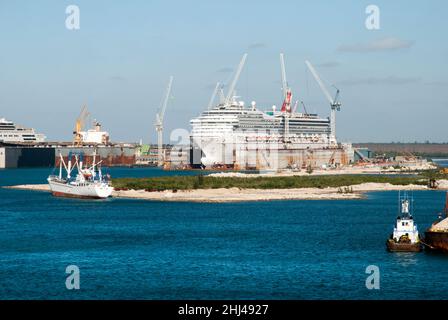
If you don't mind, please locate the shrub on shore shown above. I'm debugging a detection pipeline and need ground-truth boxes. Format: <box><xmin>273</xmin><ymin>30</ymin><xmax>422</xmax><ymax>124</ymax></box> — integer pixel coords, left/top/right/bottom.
<box><xmin>111</xmin><ymin>174</ymin><xmax>428</xmax><ymax>192</ymax></box>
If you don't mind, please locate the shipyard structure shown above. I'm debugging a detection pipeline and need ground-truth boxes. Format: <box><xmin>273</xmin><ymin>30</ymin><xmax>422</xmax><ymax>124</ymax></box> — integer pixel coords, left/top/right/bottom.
<box><xmin>2</xmin><ymin>54</ymin><xmax>354</xmax><ymax>170</ymax></box>
<box><xmin>0</xmin><ymin>110</ymin><xmax>136</xmax><ymax>169</ymax></box>
<box><xmin>189</xmin><ymin>54</ymin><xmax>353</xmax><ymax>170</ymax></box>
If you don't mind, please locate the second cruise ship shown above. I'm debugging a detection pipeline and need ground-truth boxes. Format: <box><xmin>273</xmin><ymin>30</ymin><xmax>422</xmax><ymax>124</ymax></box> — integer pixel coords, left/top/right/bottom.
<box><xmin>0</xmin><ymin>117</ymin><xmax>46</xmax><ymax>144</ymax></box>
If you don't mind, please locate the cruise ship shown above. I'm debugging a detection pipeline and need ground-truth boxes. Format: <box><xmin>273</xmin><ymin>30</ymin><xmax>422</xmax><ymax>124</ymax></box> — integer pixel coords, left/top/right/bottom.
<box><xmin>0</xmin><ymin>118</ymin><xmax>46</xmax><ymax>144</ymax></box>
<box><xmin>191</xmin><ymin>100</ymin><xmax>334</xmax><ymax>166</ymax></box>
<box><xmin>189</xmin><ymin>54</ymin><xmax>353</xmax><ymax>170</ymax></box>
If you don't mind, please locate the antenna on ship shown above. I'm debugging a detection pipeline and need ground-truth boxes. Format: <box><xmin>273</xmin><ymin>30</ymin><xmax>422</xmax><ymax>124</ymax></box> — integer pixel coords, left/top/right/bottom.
<box><xmin>305</xmin><ymin>60</ymin><xmax>341</xmax><ymax>145</ymax></box>
<box><xmin>154</xmin><ymin>76</ymin><xmax>174</xmax><ymax>167</ymax></box>
<box><xmin>224</xmin><ymin>53</ymin><xmax>248</xmax><ymax>106</ymax></box>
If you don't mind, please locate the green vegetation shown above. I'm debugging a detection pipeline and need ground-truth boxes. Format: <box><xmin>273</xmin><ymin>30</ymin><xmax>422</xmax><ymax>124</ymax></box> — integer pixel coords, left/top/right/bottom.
<box><xmin>111</xmin><ymin>174</ymin><xmax>430</xmax><ymax>192</ymax></box>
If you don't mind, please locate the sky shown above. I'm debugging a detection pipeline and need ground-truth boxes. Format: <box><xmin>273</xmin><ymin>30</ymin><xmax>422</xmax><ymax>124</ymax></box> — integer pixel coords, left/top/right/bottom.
<box><xmin>0</xmin><ymin>0</ymin><xmax>447</xmax><ymax>143</ymax></box>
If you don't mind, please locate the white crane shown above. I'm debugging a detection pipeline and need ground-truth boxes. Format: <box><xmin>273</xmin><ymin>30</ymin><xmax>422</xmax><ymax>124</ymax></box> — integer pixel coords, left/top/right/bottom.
<box><xmin>225</xmin><ymin>53</ymin><xmax>248</xmax><ymax>106</ymax></box>
<box><xmin>279</xmin><ymin>53</ymin><xmax>292</xmax><ymax>139</ymax></box>
<box><xmin>208</xmin><ymin>82</ymin><xmax>221</xmax><ymax>109</ymax></box>
<box><xmin>305</xmin><ymin>60</ymin><xmax>341</xmax><ymax>144</ymax></box>
<box><xmin>155</xmin><ymin>76</ymin><xmax>174</xmax><ymax>166</ymax></box>
<box><xmin>280</xmin><ymin>53</ymin><xmax>288</xmax><ymax>98</ymax></box>
<box><xmin>279</xmin><ymin>53</ymin><xmax>292</xmax><ymax>113</ymax></box>
<box><xmin>218</xmin><ymin>86</ymin><xmax>225</xmax><ymax>104</ymax></box>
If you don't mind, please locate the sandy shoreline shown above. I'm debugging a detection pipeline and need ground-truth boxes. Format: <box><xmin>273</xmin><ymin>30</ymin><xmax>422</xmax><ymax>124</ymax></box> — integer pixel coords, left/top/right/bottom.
<box><xmin>4</xmin><ymin>181</ymin><xmax>445</xmax><ymax>202</ymax></box>
<box><xmin>208</xmin><ymin>164</ymin><xmax>437</xmax><ymax>178</ymax></box>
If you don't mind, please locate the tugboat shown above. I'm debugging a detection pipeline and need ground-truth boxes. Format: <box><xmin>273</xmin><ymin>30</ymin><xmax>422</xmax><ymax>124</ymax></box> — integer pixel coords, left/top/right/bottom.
<box><xmin>386</xmin><ymin>192</ymin><xmax>422</xmax><ymax>252</ymax></box>
<box><xmin>423</xmin><ymin>192</ymin><xmax>448</xmax><ymax>252</ymax></box>
<box><xmin>47</xmin><ymin>152</ymin><xmax>113</xmax><ymax>199</ymax></box>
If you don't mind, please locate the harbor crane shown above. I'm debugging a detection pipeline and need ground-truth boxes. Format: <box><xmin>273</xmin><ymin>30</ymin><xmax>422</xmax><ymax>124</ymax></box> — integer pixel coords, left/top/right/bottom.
<box><xmin>155</xmin><ymin>76</ymin><xmax>174</xmax><ymax>166</ymax></box>
<box><xmin>208</xmin><ymin>82</ymin><xmax>222</xmax><ymax>109</ymax></box>
<box><xmin>218</xmin><ymin>86</ymin><xmax>226</xmax><ymax>104</ymax></box>
<box><xmin>280</xmin><ymin>53</ymin><xmax>288</xmax><ymax>98</ymax></box>
<box><xmin>73</xmin><ymin>105</ymin><xmax>90</xmax><ymax>146</ymax></box>
<box><xmin>300</xmin><ymin>101</ymin><xmax>309</xmax><ymax>115</ymax></box>
<box><xmin>224</xmin><ymin>53</ymin><xmax>248</xmax><ymax>106</ymax></box>
<box><xmin>280</xmin><ymin>53</ymin><xmax>292</xmax><ymax>113</ymax></box>
<box><xmin>305</xmin><ymin>60</ymin><xmax>341</xmax><ymax>144</ymax></box>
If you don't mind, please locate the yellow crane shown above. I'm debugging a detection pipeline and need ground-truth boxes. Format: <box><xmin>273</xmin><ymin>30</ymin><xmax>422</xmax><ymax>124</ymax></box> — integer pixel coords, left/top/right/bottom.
<box><xmin>73</xmin><ymin>105</ymin><xmax>90</xmax><ymax>146</ymax></box>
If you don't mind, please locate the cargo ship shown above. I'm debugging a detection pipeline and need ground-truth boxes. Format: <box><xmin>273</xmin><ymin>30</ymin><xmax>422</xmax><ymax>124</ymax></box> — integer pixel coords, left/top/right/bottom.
<box><xmin>386</xmin><ymin>192</ymin><xmax>422</xmax><ymax>252</ymax></box>
<box><xmin>47</xmin><ymin>152</ymin><xmax>113</xmax><ymax>199</ymax></box>
<box><xmin>424</xmin><ymin>192</ymin><xmax>448</xmax><ymax>252</ymax></box>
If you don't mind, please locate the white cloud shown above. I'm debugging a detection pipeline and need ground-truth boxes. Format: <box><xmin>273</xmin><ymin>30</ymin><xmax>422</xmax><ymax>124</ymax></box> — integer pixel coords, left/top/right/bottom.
<box><xmin>316</xmin><ymin>61</ymin><xmax>340</xmax><ymax>68</ymax></box>
<box><xmin>109</xmin><ymin>75</ymin><xmax>126</xmax><ymax>82</ymax></box>
<box><xmin>216</xmin><ymin>67</ymin><xmax>233</xmax><ymax>73</ymax></box>
<box><xmin>338</xmin><ymin>76</ymin><xmax>421</xmax><ymax>86</ymax></box>
<box><xmin>424</xmin><ymin>81</ymin><xmax>447</xmax><ymax>86</ymax></box>
<box><xmin>338</xmin><ymin>37</ymin><xmax>414</xmax><ymax>53</ymax></box>
<box><xmin>248</xmin><ymin>42</ymin><xmax>267</xmax><ymax>49</ymax></box>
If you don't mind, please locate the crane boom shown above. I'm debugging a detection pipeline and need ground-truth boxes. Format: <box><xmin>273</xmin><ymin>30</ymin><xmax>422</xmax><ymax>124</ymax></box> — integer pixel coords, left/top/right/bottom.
<box><xmin>73</xmin><ymin>104</ymin><xmax>90</xmax><ymax>146</ymax></box>
<box><xmin>280</xmin><ymin>53</ymin><xmax>288</xmax><ymax>98</ymax></box>
<box><xmin>208</xmin><ymin>82</ymin><xmax>221</xmax><ymax>109</ymax></box>
<box><xmin>76</xmin><ymin>105</ymin><xmax>89</xmax><ymax>131</ymax></box>
<box><xmin>218</xmin><ymin>86</ymin><xmax>225</xmax><ymax>104</ymax></box>
<box><xmin>157</xmin><ymin>76</ymin><xmax>174</xmax><ymax>124</ymax></box>
<box><xmin>225</xmin><ymin>53</ymin><xmax>248</xmax><ymax>105</ymax></box>
<box><xmin>305</xmin><ymin>60</ymin><xmax>334</xmax><ymax>105</ymax></box>
<box><xmin>305</xmin><ymin>60</ymin><xmax>341</xmax><ymax>145</ymax></box>
<box><xmin>154</xmin><ymin>76</ymin><xmax>173</xmax><ymax>167</ymax></box>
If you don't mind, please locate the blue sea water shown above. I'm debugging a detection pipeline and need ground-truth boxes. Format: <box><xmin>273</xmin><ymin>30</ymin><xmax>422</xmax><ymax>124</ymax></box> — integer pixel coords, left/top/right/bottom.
<box><xmin>1</xmin><ymin>165</ymin><xmax>448</xmax><ymax>300</ymax></box>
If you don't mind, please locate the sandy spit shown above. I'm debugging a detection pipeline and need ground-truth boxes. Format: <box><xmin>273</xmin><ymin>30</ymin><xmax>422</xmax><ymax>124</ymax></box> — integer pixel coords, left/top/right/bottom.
<box><xmin>5</xmin><ymin>181</ymin><xmax>447</xmax><ymax>203</ymax></box>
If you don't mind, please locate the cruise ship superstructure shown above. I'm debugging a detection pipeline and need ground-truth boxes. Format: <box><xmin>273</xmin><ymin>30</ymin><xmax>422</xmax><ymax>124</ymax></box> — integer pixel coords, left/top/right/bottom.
<box><xmin>0</xmin><ymin>118</ymin><xmax>46</xmax><ymax>144</ymax></box>
<box><xmin>189</xmin><ymin>54</ymin><xmax>353</xmax><ymax>170</ymax></box>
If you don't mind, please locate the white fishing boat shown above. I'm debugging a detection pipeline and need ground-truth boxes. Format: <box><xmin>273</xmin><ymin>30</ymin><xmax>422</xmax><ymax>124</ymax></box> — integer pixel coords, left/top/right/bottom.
<box><xmin>47</xmin><ymin>152</ymin><xmax>113</xmax><ymax>199</ymax></box>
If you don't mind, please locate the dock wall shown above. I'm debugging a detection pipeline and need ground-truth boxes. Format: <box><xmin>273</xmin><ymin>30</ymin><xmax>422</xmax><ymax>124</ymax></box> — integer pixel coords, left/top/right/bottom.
<box><xmin>55</xmin><ymin>146</ymin><xmax>136</xmax><ymax>167</ymax></box>
<box><xmin>0</xmin><ymin>147</ymin><xmax>55</xmax><ymax>168</ymax></box>
<box><xmin>0</xmin><ymin>144</ymin><xmax>137</xmax><ymax>168</ymax></box>
<box><xmin>188</xmin><ymin>139</ymin><xmax>354</xmax><ymax>170</ymax></box>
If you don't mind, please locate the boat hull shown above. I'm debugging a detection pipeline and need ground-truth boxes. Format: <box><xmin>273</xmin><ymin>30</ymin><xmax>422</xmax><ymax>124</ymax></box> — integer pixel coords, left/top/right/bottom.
<box><xmin>424</xmin><ymin>231</ymin><xmax>448</xmax><ymax>252</ymax></box>
<box><xmin>386</xmin><ymin>239</ymin><xmax>422</xmax><ymax>252</ymax></box>
<box><xmin>48</xmin><ymin>179</ymin><xmax>113</xmax><ymax>199</ymax></box>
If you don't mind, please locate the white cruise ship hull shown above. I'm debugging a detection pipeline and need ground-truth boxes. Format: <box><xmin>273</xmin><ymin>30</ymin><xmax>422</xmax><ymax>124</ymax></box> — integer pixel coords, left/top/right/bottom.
<box><xmin>47</xmin><ymin>178</ymin><xmax>113</xmax><ymax>199</ymax></box>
